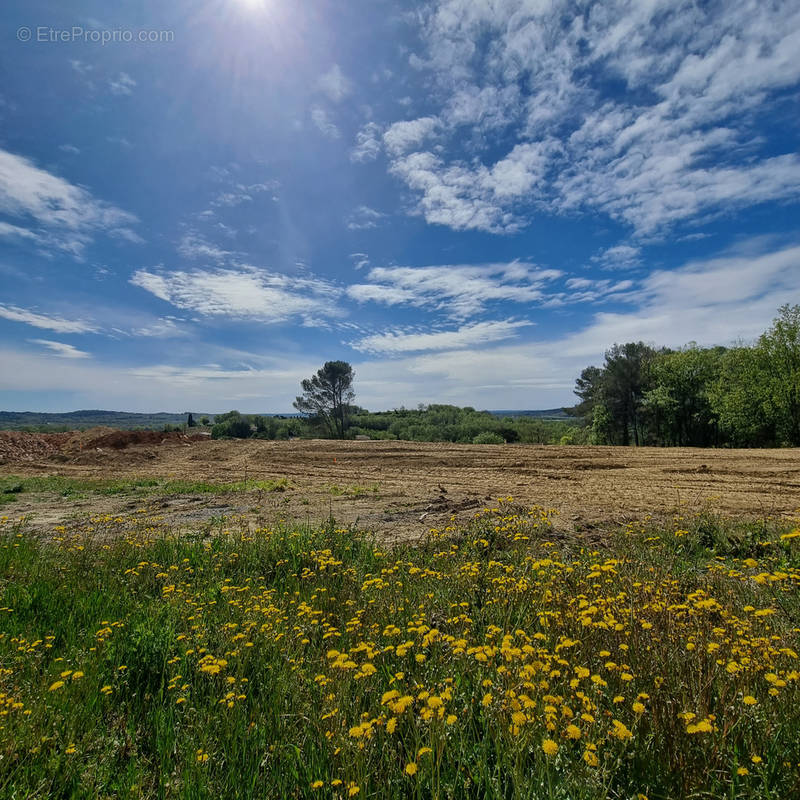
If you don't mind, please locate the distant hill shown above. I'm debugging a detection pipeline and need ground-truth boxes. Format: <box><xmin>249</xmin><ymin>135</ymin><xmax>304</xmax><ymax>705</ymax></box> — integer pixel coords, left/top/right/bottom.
<box><xmin>489</xmin><ymin>408</ymin><xmax>571</xmax><ymax>420</ymax></box>
<box><xmin>0</xmin><ymin>410</ymin><xmax>206</xmax><ymax>431</ymax></box>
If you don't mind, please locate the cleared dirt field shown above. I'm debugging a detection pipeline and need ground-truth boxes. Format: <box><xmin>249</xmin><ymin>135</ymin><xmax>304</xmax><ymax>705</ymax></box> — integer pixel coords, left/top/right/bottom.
<box><xmin>2</xmin><ymin>430</ymin><xmax>799</xmax><ymax>539</ymax></box>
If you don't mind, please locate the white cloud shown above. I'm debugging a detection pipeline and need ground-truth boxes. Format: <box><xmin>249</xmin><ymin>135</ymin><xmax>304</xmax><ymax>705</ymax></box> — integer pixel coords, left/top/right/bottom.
<box><xmin>210</xmin><ymin>181</ymin><xmax>276</xmax><ymax>208</ymax></box>
<box><xmin>177</xmin><ymin>232</ymin><xmax>233</xmax><ymax>263</ymax></box>
<box><xmin>381</xmin><ymin>0</ymin><xmax>800</xmax><ymax>236</ymax></box>
<box><xmin>311</xmin><ymin>106</ymin><xmax>340</xmax><ymax>139</ymax></box>
<box><xmin>346</xmin><ymin>205</ymin><xmax>386</xmax><ymax>231</ymax></box>
<box><xmin>591</xmin><ymin>245</ymin><xmax>642</xmax><ymax>271</ymax></box>
<box><xmin>444</xmin><ymin>84</ymin><xmax>521</xmax><ymax>132</ymax></box>
<box><xmin>4</xmin><ymin>235</ymin><xmax>797</xmax><ymax>412</ymax></box>
<box><xmin>389</xmin><ymin>141</ymin><xmax>555</xmax><ymax>232</ymax></box>
<box><xmin>59</xmin><ymin>144</ymin><xmax>80</xmax><ymax>155</ymax></box>
<box><xmin>557</xmin><ymin>277</ymin><xmax>635</xmax><ymax>305</ymax></box>
<box><xmin>69</xmin><ymin>60</ymin><xmax>93</xmax><ymax>76</ymax></box>
<box><xmin>109</xmin><ymin>72</ymin><xmax>136</xmax><ymax>96</ymax></box>
<box><xmin>347</xmin><ymin>261</ymin><xmax>562</xmax><ymax>318</ymax></box>
<box><xmin>130</xmin><ymin>266</ymin><xmax>342</xmax><ymax>324</ymax></box>
<box><xmin>351</xmin><ymin>319</ymin><xmax>532</xmax><ymax>354</ymax></box>
<box><xmin>0</xmin><ymin>221</ymin><xmax>39</xmax><ymax>243</ymax></box>
<box><xmin>0</xmin><ymin>148</ymin><xmax>139</xmax><ymax>257</ymax></box>
<box><xmin>0</xmin><ymin>304</ymin><xmax>97</xmax><ymax>334</ymax></box>
<box><xmin>110</xmin><ymin>227</ymin><xmax>145</xmax><ymax>245</ymax></box>
<box><xmin>383</xmin><ymin>117</ymin><xmax>439</xmax><ymax>156</ymax></box>
<box><xmin>349</xmin><ymin>252</ymin><xmax>370</xmax><ymax>270</ymax></box>
<box><xmin>351</xmin><ymin>122</ymin><xmax>383</xmax><ymax>163</ymax></box>
<box><xmin>29</xmin><ymin>339</ymin><xmax>91</xmax><ymax>359</ymax></box>
<box><xmin>132</xmin><ymin>318</ymin><xmax>189</xmax><ymax>338</ymax></box>
<box><xmin>318</xmin><ymin>64</ymin><xmax>352</xmax><ymax>102</ymax></box>
<box><xmin>0</xmin><ymin>346</ymin><xmax>327</xmax><ymax>413</ymax></box>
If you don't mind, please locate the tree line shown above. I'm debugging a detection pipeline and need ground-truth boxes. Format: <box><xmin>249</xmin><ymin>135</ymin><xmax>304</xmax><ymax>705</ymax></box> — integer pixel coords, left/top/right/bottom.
<box><xmin>209</xmin><ymin>404</ymin><xmax>581</xmax><ymax>445</ymax></box>
<box><xmin>568</xmin><ymin>304</ymin><xmax>800</xmax><ymax>447</ymax></box>
<box><xmin>210</xmin><ymin>360</ymin><xmax>582</xmax><ymax>444</ymax></box>
<box><xmin>209</xmin><ymin>305</ymin><xmax>799</xmax><ymax>448</ymax></box>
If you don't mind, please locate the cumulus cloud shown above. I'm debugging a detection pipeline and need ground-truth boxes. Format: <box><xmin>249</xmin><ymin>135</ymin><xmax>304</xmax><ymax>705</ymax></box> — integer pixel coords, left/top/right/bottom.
<box><xmin>351</xmin><ymin>122</ymin><xmax>383</xmax><ymax>163</ymax></box>
<box><xmin>389</xmin><ymin>141</ymin><xmax>555</xmax><ymax>232</ymax></box>
<box><xmin>383</xmin><ymin>117</ymin><xmax>439</xmax><ymax>156</ymax></box>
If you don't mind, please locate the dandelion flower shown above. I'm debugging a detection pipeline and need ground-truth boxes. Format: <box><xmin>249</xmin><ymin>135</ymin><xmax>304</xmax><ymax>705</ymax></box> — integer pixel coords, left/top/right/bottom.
<box><xmin>405</xmin><ymin>762</ymin><xmax>418</xmax><ymax>776</ymax></box>
<box><xmin>566</xmin><ymin>724</ymin><xmax>581</xmax><ymax>740</ymax></box>
<box><xmin>742</xmin><ymin>696</ymin><xmax>757</xmax><ymax>706</ymax></box>
<box><xmin>542</xmin><ymin>738</ymin><xmax>559</xmax><ymax>756</ymax></box>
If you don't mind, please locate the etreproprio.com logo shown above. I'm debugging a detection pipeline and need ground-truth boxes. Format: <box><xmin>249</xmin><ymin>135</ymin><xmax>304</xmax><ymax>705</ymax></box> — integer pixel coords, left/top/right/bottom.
<box><xmin>17</xmin><ymin>26</ymin><xmax>175</xmax><ymax>45</ymax></box>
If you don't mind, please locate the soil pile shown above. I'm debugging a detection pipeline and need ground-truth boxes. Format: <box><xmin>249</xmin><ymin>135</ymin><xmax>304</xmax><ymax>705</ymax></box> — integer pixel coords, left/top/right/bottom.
<box><xmin>0</xmin><ymin>428</ymin><xmax>207</xmax><ymax>464</ymax></box>
<box><xmin>0</xmin><ymin>431</ymin><xmax>69</xmax><ymax>463</ymax></box>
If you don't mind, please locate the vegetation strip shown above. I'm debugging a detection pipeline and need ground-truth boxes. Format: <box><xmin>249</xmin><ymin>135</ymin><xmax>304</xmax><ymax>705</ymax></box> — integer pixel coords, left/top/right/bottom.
<box><xmin>0</xmin><ymin>504</ymin><xmax>799</xmax><ymax>797</ymax></box>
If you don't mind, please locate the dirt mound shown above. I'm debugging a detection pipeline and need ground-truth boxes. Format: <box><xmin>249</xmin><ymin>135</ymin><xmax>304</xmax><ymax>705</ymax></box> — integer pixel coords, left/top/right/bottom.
<box><xmin>0</xmin><ymin>427</ymin><xmax>207</xmax><ymax>464</ymax></box>
<box><xmin>72</xmin><ymin>428</ymin><xmax>190</xmax><ymax>450</ymax></box>
<box><xmin>0</xmin><ymin>431</ymin><xmax>70</xmax><ymax>463</ymax></box>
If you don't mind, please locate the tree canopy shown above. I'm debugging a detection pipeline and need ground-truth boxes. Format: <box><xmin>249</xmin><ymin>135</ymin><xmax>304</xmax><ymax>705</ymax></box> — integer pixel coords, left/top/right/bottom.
<box><xmin>293</xmin><ymin>361</ymin><xmax>356</xmax><ymax>439</ymax></box>
<box><xmin>568</xmin><ymin>304</ymin><xmax>800</xmax><ymax>448</ymax></box>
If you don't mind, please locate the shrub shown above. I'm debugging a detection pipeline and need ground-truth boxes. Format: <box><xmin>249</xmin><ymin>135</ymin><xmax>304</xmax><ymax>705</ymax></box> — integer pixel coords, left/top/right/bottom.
<box><xmin>472</xmin><ymin>431</ymin><xmax>505</xmax><ymax>444</ymax></box>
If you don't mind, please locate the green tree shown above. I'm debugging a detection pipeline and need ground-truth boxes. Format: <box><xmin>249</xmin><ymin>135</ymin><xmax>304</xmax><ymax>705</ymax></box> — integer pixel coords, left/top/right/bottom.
<box><xmin>644</xmin><ymin>345</ymin><xmax>724</xmax><ymax>446</ymax></box>
<box><xmin>601</xmin><ymin>342</ymin><xmax>657</xmax><ymax>445</ymax></box>
<box><xmin>709</xmin><ymin>347</ymin><xmax>774</xmax><ymax>447</ymax></box>
<box><xmin>758</xmin><ymin>304</ymin><xmax>800</xmax><ymax>445</ymax></box>
<box><xmin>568</xmin><ymin>365</ymin><xmax>604</xmax><ymax>425</ymax></box>
<box><xmin>293</xmin><ymin>361</ymin><xmax>355</xmax><ymax>439</ymax></box>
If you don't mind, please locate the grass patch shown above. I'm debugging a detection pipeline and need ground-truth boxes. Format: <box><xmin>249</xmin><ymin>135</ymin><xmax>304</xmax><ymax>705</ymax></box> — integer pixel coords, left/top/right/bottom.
<box><xmin>0</xmin><ymin>504</ymin><xmax>799</xmax><ymax>798</ymax></box>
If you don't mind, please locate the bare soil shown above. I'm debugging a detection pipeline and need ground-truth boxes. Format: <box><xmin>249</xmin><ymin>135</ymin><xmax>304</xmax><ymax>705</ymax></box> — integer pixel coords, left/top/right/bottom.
<box><xmin>2</xmin><ymin>433</ymin><xmax>799</xmax><ymax>539</ymax></box>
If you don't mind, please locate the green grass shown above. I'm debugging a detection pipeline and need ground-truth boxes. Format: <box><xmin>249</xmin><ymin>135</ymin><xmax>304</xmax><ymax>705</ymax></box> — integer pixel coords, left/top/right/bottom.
<box><xmin>0</xmin><ymin>475</ymin><xmax>292</xmax><ymax>501</ymax></box>
<box><xmin>0</xmin><ymin>504</ymin><xmax>799</xmax><ymax>798</ymax></box>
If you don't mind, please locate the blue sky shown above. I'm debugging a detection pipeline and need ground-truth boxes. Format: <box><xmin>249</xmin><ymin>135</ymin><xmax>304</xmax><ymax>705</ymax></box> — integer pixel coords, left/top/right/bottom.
<box><xmin>1</xmin><ymin>0</ymin><xmax>799</xmax><ymax>413</ymax></box>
